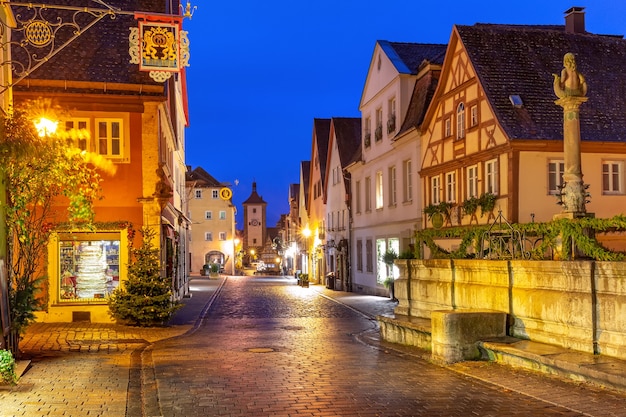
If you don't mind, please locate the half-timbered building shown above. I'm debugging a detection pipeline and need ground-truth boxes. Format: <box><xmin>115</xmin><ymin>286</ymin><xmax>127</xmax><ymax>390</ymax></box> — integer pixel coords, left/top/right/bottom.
<box><xmin>420</xmin><ymin>8</ymin><xmax>626</xmax><ymax>242</ymax></box>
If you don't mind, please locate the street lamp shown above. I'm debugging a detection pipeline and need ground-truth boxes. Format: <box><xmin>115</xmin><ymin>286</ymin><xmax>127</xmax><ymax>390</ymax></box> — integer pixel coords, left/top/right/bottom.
<box><xmin>34</xmin><ymin>117</ymin><xmax>58</xmax><ymax>138</ymax></box>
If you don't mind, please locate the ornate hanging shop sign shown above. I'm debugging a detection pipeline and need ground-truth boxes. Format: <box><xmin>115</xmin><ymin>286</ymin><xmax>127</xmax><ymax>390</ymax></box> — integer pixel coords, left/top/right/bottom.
<box><xmin>129</xmin><ymin>14</ymin><xmax>190</xmax><ymax>82</ymax></box>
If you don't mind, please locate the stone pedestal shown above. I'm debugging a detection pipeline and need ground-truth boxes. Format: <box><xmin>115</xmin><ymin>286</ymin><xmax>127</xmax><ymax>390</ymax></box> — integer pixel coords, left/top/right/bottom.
<box><xmin>555</xmin><ymin>95</ymin><xmax>588</xmax><ymax>214</ymax></box>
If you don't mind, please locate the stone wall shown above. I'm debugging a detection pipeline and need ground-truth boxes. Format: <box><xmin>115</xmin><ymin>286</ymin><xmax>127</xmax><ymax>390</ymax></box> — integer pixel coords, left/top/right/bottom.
<box><xmin>394</xmin><ymin>259</ymin><xmax>626</xmax><ymax>360</ymax></box>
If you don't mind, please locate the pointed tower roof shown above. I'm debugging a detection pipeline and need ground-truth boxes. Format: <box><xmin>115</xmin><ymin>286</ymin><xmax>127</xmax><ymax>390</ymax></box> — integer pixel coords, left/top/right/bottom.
<box><xmin>243</xmin><ymin>181</ymin><xmax>267</xmax><ymax>205</ymax></box>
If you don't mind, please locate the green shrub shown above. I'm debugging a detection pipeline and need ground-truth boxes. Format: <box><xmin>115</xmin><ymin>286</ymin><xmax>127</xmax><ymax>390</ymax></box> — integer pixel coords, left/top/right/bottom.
<box><xmin>0</xmin><ymin>349</ymin><xmax>17</xmax><ymax>385</ymax></box>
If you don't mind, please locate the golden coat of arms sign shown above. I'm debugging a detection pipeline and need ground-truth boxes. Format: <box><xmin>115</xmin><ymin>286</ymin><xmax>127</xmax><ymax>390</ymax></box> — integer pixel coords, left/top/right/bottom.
<box><xmin>129</xmin><ymin>15</ymin><xmax>190</xmax><ymax>82</ymax></box>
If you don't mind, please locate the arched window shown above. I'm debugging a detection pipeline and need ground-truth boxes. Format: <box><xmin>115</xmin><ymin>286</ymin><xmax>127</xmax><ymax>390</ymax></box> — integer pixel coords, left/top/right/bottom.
<box><xmin>456</xmin><ymin>102</ymin><xmax>465</xmax><ymax>140</ymax></box>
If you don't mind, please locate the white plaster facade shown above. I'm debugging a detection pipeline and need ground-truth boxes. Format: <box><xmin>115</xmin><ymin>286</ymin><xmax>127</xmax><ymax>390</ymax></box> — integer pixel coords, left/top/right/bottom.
<box><xmin>347</xmin><ymin>41</ymin><xmax>446</xmax><ymax>296</ymax></box>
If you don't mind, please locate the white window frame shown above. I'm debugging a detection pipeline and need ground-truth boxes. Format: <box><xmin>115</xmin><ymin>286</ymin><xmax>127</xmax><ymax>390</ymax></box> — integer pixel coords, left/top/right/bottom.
<box><xmin>470</xmin><ymin>105</ymin><xmax>478</xmax><ymax>127</ymax></box>
<box><xmin>375</xmin><ymin>171</ymin><xmax>384</xmax><ymax>209</ymax></box>
<box><xmin>431</xmin><ymin>175</ymin><xmax>441</xmax><ymax>205</ymax></box>
<box><xmin>445</xmin><ymin>171</ymin><xmax>456</xmax><ymax>203</ymax></box>
<box><xmin>403</xmin><ymin>159</ymin><xmax>413</xmax><ymax>202</ymax></box>
<box><xmin>212</xmin><ymin>190</ymin><xmax>219</xmax><ymax>199</ymax></box>
<box><xmin>96</xmin><ymin>118</ymin><xmax>123</xmax><ymax>157</ymax></box>
<box><xmin>548</xmin><ymin>160</ymin><xmax>565</xmax><ymax>195</ymax></box>
<box><xmin>195</xmin><ymin>189</ymin><xmax>202</xmax><ymax>199</ymax></box>
<box><xmin>603</xmin><ymin>161</ymin><xmax>624</xmax><ymax>194</ymax></box>
<box><xmin>63</xmin><ymin>118</ymin><xmax>90</xmax><ymax>151</ymax></box>
<box><xmin>456</xmin><ymin>103</ymin><xmax>465</xmax><ymax>140</ymax></box>
<box><xmin>485</xmin><ymin>159</ymin><xmax>499</xmax><ymax>195</ymax></box>
<box><xmin>389</xmin><ymin>165</ymin><xmax>397</xmax><ymax>206</ymax></box>
<box><xmin>467</xmin><ymin>165</ymin><xmax>479</xmax><ymax>198</ymax></box>
<box><xmin>205</xmin><ymin>232</ymin><xmax>213</xmax><ymax>241</ymax></box>
<box><xmin>445</xmin><ymin>118</ymin><xmax>451</xmax><ymax>137</ymax></box>
<box><xmin>219</xmin><ymin>232</ymin><xmax>227</xmax><ymax>241</ymax></box>
<box><xmin>205</xmin><ymin>211</ymin><xmax>212</xmax><ymax>220</ymax></box>
<box><xmin>219</xmin><ymin>211</ymin><xmax>226</xmax><ymax>220</ymax></box>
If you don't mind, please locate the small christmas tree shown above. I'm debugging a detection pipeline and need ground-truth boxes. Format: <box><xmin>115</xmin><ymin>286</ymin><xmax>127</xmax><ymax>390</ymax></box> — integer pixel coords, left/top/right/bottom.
<box><xmin>108</xmin><ymin>227</ymin><xmax>180</xmax><ymax>326</ymax></box>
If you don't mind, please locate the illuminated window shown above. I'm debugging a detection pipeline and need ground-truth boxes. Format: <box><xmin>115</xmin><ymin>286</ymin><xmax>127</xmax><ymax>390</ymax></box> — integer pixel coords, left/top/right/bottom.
<box><xmin>63</xmin><ymin>118</ymin><xmax>90</xmax><ymax>151</ymax></box>
<box><xmin>375</xmin><ymin>171</ymin><xmax>384</xmax><ymax>209</ymax></box>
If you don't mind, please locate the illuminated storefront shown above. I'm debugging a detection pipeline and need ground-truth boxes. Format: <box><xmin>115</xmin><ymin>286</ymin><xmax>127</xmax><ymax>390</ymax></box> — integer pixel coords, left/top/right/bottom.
<box><xmin>42</xmin><ymin>230</ymin><xmax>129</xmax><ymax>323</ymax></box>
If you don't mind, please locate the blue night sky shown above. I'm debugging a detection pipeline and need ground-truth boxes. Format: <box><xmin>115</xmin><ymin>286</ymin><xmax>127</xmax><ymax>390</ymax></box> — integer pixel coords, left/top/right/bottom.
<box><xmin>182</xmin><ymin>0</ymin><xmax>625</xmax><ymax>227</ymax></box>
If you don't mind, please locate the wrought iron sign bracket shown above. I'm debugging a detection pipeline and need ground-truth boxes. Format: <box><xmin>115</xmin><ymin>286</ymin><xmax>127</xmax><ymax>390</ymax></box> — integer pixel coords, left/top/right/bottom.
<box><xmin>0</xmin><ymin>0</ymin><xmax>194</xmax><ymax>94</ymax></box>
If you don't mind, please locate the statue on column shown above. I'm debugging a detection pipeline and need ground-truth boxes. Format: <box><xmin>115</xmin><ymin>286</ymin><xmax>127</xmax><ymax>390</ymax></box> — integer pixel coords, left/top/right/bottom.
<box><xmin>553</xmin><ymin>53</ymin><xmax>588</xmax><ymax>98</ymax></box>
<box><xmin>553</xmin><ymin>52</ymin><xmax>589</xmax><ymax>216</ymax></box>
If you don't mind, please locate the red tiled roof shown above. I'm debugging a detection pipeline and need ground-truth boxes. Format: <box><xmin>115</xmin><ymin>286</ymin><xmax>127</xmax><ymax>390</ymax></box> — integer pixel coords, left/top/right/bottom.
<box><xmin>456</xmin><ymin>23</ymin><xmax>626</xmax><ymax>142</ymax></box>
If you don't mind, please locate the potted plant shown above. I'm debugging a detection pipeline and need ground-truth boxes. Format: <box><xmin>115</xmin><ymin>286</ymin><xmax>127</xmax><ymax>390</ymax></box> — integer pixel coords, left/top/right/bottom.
<box><xmin>479</xmin><ymin>193</ymin><xmax>497</xmax><ymax>217</ymax></box>
<box><xmin>461</xmin><ymin>196</ymin><xmax>480</xmax><ymax>223</ymax></box>
<box><xmin>209</xmin><ymin>263</ymin><xmax>220</xmax><ymax>278</ymax></box>
<box><xmin>382</xmin><ymin>249</ymin><xmax>398</xmax><ymax>300</ymax></box>
<box><xmin>383</xmin><ymin>276</ymin><xmax>395</xmax><ymax>300</ymax></box>
<box><xmin>300</xmin><ymin>273</ymin><xmax>309</xmax><ymax>288</ymax></box>
<box><xmin>0</xmin><ymin>349</ymin><xmax>18</xmax><ymax>385</ymax></box>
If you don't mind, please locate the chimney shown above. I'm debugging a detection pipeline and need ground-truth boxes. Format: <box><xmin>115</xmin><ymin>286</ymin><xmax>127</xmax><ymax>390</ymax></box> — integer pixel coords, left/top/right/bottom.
<box><xmin>564</xmin><ymin>6</ymin><xmax>585</xmax><ymax>34</ymax></box>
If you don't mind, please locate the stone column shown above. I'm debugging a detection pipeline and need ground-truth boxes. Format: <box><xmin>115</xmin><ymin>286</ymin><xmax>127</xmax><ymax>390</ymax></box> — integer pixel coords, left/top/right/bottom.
<box><xmin>555</xmin><ymin>95</ymin><xmax>588</xmax><ymax>215</ymax></box>
<box><xmin>552</xmin><ymin>53</ymin><xmax>594</xmax><ymax>260</ymax></box>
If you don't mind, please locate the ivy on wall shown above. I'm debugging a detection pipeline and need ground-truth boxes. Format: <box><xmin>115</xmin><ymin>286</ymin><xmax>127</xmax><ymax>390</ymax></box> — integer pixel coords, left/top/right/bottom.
<box><xmin>414</xmin><ymin>215</ymin><xmax>626</xmax><ymax>261</ymax></box>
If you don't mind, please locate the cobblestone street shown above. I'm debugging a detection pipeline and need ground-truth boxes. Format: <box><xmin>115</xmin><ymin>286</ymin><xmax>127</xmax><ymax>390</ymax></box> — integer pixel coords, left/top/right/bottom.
<box><xmin>2</xmin><ymin>276</ymin><xmax>626</xmax><ymax>416</ymax></box>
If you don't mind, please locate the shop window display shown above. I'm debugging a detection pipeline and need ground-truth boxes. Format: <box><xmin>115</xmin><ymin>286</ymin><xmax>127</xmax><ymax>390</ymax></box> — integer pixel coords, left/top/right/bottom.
<box><xmin>59</xmin><ymin>240</ymin><xmax>120</xmax><ymax>301</ymax></box>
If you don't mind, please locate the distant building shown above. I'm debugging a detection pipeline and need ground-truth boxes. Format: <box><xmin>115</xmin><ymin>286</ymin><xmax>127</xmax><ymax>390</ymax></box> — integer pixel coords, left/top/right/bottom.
<box><xmin>242</xmin><ymin>181</ymin><xmax>268</xmax><ymax>262</ymax></box>
<box><xmin>186</xmin><ymin>167</ymin><xmax>236</xmax><ymax>275</ymax></box>
<box><xmin>324</xmin><ymin>117</ymin><xmax>361</xmax><ymax>291</ymax></box>
<box><xmin>307</xmin><ymin>119</ymin><xmax>331</xmax><ymax>284</ymax></box>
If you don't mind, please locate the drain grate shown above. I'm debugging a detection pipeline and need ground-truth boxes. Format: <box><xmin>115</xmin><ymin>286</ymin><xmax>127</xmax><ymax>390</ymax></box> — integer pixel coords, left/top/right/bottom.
<box><xmin>246</xmin><ymin>347</ymin><xmax>277</xmax><ymax>353</ymax></box>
